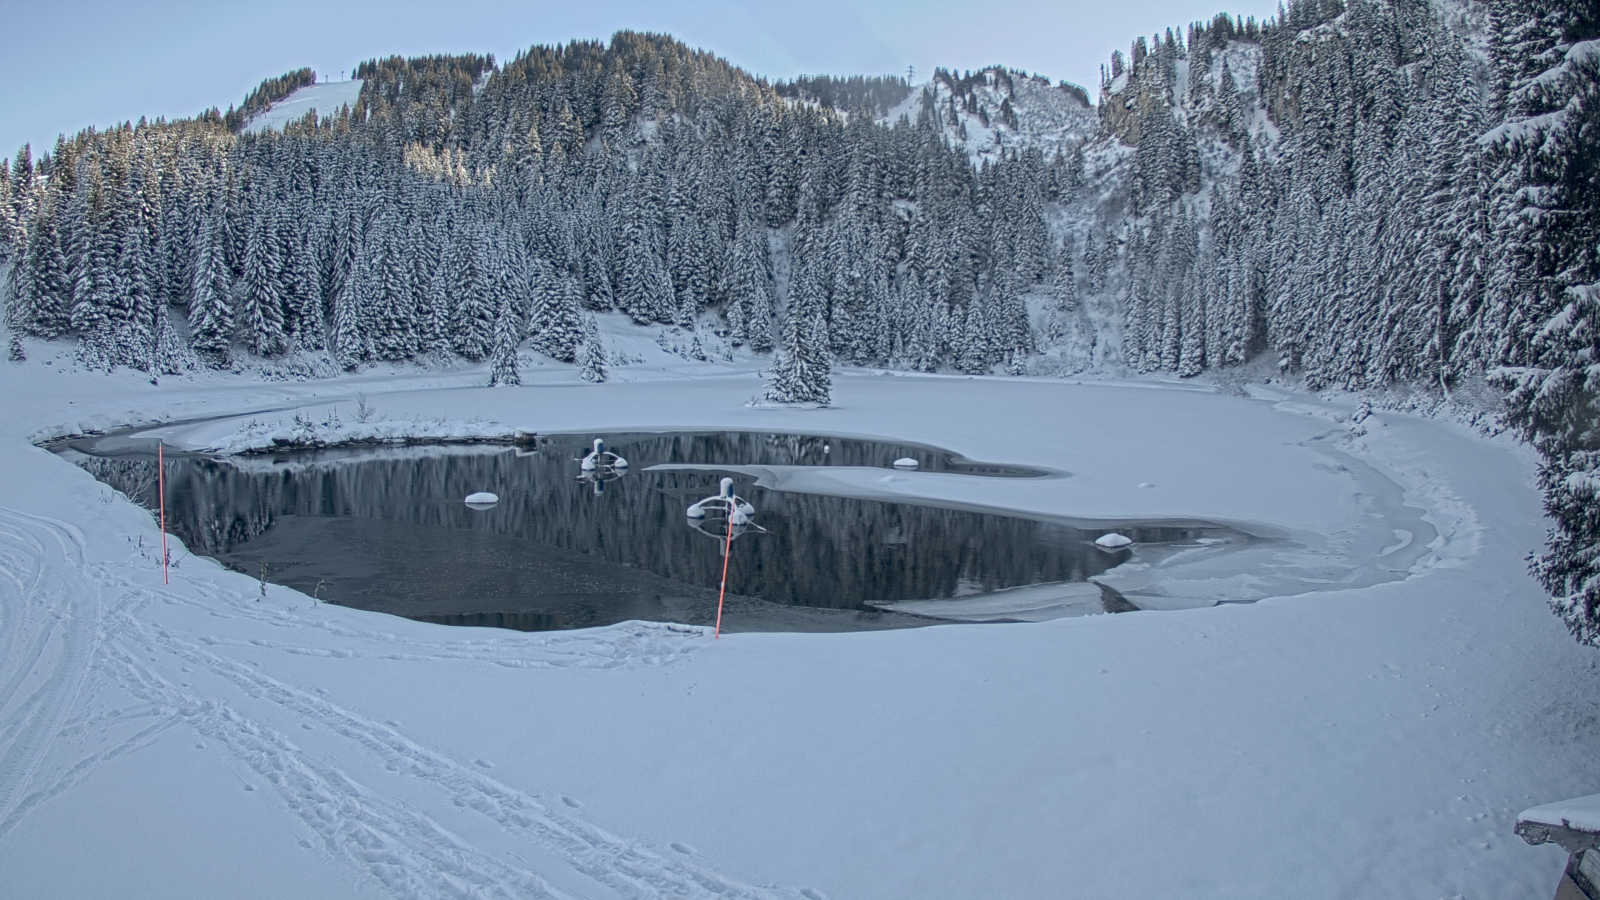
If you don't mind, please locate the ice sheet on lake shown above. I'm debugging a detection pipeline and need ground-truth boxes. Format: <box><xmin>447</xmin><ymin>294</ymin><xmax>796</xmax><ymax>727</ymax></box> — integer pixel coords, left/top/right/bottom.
<box><xmin>870</xmin><ymin>581</ymin><xmax>1107</xmax><ymax>622</ymax></box>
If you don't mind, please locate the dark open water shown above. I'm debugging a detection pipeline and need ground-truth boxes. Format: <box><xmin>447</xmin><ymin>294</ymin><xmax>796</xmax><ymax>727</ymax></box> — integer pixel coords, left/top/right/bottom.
<box><xmin>65</xmin><ymin>431</ymin><xmax>1234</xmax><ymax>632</ymax></box>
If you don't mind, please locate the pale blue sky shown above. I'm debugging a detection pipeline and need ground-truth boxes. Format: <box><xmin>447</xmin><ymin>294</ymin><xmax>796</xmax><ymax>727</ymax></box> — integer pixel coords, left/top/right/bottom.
<box><xmin>0</xmin><ymin>0</ymin><xmax>1285</xmax><ymax>162</ymax></box>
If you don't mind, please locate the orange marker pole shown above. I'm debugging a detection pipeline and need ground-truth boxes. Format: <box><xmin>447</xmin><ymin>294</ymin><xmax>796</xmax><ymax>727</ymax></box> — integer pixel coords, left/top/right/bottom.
<box><xmin>158</xmin><ymin>442</ymin><xmax>169</xmax><ymax>584</ymax></box>
<box><xmin>714</xmin><ymin>512</ymin><xmax>733</xmax><ymax>638</ymax></box>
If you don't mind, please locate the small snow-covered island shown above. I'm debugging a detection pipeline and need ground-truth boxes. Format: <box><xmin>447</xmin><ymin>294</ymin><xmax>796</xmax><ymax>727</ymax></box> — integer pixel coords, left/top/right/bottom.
<box><xmin>1</xmin><ymin>2</ymin><xmax>1597</xmax><ymax>898</ymax></box>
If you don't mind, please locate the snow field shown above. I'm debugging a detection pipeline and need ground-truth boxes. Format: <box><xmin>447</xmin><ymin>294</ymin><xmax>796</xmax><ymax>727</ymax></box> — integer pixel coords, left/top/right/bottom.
<box><xmin>243</xmin><ymin>81</ymin><xmax>364</xmax><ymax>134</ymax></box>
<box><xmin>0</xmin><ymin>349</ymin><xmax>1595</xmax><ymax>898</ymax></box>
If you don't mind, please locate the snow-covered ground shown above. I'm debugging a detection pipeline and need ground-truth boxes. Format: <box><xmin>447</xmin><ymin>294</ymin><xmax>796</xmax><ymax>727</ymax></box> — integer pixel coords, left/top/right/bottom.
<box><xmin>243</xmin><ymin>80</ymin><xmax>363</xmax><ymax>133</ymax></box>
<box><xmin>2</xmin><ymin>338</ymin><xmax>1597</xmax><ymax>899</ymax></box>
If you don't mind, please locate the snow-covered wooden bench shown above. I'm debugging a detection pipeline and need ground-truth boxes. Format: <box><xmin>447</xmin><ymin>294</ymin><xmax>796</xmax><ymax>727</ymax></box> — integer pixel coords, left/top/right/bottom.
<box><xmin>1518</xmin><ymin>793</ymin><xmax>1600</xmax><ymax>900</ymax></box>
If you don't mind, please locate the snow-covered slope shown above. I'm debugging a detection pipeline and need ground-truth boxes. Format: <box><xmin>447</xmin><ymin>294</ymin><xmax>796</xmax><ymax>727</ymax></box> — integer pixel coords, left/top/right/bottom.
<box><xmin>243</xmin><ymin>80</ymin><xmax>363</xmax><ymax>133</ymax></box>
<box><xmin>883</xmin><ymin>67</ymin><xmax>1098</xmax><ymax>164</ymax></box>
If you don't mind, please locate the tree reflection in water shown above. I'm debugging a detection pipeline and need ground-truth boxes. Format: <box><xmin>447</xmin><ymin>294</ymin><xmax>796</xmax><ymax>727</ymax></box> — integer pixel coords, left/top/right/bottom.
<box><xmin>70</xmin><ymin>432</ymin><xmax>1231</xmax><ymax>632</ymax></box>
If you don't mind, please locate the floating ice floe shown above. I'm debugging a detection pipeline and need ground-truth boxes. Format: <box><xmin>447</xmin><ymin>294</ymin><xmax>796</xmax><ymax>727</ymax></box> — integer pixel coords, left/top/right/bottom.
<box><xmin>464</xmin><ymin>492</ymin><xmax>499</xmax><ymax>509</ymax></box>
<box><xmin>893</xmin><ymin>457</ymin><xmax>919</xmax><ymax>469</ymax></box>
<box><xmin>1095</xmin><ymin>533</ymin><xmax>1133</xmax><ymax>550</ymax></box>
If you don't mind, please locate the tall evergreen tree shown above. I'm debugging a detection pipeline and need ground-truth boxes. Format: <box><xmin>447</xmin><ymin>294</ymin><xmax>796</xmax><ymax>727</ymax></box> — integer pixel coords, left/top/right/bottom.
<box><xmin>188</xmin><ymin>204</ymin><xmax>234</xmax><ymax>364</ymax></box>
<box><xmin>1490</xmin><ymin>0</ymin><xmax>1600</xmax><ymax>643</ymax></box>
<box><xmin>579</xmin><ymin>314</ymin><xmax>608</xmax><ymax>382</ymax></box>
<box><xmin>765</xmin><ymin>263</ymin><xmax>832</xmax><ymax>405</ymax></box>
<box><xmin>235</xmin><ymin>205</ymin><xmax>287</xmax><ymax>357</ymax></box>
<box><xmin>448</xmin><ymin>225</ymin><xmax>494</xmax><ymax>360</ymax></box>
<box><xmin>488</xmin><ymin>295</ymin><xmax>522</xmax><ymax>386</ymax></box>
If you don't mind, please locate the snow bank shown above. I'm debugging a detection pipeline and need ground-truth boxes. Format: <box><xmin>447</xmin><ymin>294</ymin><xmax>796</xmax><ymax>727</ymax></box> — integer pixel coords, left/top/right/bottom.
<box><xmin>201</xmin><ymin>409</ymin><xmax>516</xmax><ymax>454</ymax></box>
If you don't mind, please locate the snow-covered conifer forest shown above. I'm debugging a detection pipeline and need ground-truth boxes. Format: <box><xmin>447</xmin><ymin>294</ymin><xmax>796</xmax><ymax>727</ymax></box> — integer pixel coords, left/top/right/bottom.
<box><xmin>0</xmin><ymin>0</ymin><xmax>1596</xmax><ymax>641</ymax></box>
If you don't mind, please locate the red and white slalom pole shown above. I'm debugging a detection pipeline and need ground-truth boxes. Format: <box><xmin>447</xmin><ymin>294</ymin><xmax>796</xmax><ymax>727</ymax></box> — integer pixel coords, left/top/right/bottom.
<box><xmin>158</xmin><ymin>442</ymin><xmax>168</xmax><ymax>585</ymax></box>
<box><xmin>714</xmin><ymin>511</ymin><xmax>733</xmax><ymax>638</ymax></box>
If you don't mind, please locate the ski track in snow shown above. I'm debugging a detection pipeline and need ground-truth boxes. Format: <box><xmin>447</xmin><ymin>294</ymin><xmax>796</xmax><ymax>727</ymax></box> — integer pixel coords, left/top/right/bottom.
<box><xmin>0</xmin><ymin>509</ymin><xmax>103</xmax><ymax>834</ymax></box>
<box><xmin>0</xmin><ymin>506</ymin><xmax>793</xmax><ymax>900</ymax></box>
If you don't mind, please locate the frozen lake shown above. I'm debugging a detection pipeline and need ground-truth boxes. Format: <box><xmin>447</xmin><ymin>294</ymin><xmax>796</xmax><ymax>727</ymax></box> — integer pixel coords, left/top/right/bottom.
<box><xmin>4</xmin><ymin>363</ymin><xmax>1578</xmax><ymax>900</ymax></box>
<box><xmin>64</xmin><ymin>431</ymin><xmax>1241</xmax><ymax>632</ymax></box>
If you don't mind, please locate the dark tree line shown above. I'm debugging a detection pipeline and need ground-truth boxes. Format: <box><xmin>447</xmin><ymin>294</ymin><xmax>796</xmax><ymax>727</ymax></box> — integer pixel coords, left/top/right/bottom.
<box><xmin>1484</xmin><ymin>0</ymin><xmax>1600</xmax><ymax>644</ymax></box>
<box><xmin>1077</xmin><ymin>0</ymin><xmax>1597</xmax><ymax>643</ymax></box>
<box><xmin>0</xmin><ymin>33</ymin><xmax>1046</xmax><ymax>397</ymax></box>
<box><xmin>772</xmin><ymin>75</ymin><xmax>911</xmax><ymax>117</ymax></box>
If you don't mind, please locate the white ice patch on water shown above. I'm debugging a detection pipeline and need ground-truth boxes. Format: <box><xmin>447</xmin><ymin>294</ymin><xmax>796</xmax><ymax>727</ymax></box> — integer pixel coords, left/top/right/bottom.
<box><xmin>871</xmin><ymin>582</ymin><xmax>1106</xmax><ymax>622</ymax></box>
<box><xmin>1380</xmin><ymin>530</ymin><xmax>1414</xmax><ymax>556</ymax></box>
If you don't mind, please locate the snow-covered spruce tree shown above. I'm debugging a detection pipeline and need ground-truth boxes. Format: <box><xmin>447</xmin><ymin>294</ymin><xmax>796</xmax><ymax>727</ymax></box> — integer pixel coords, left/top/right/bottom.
<box><xmin>488</xmin><ymin>296</ymin><xmax>521</xmax><ymax>386</ymax></box>
<box><xmin>1488</xmin><ymin>0</ymin><xmax>1600</xmax><ymax>644</ymax></box>
<box><xmin>188</xmin><ymin>202</ymin><xmax>234</xmax><ymax>365</ymax></box>
<box><xmin>68</xmin><ymin>168</ymin><xmax>118</xmax><ymax>371</ymax></box>
<box><xmin>616</xmin><ymin>206</ymin><xmax>675</xmax><ymax>326</ymax></box>
<box><xmin>0</xmin><ymin>161</ymin><xmax>15</xmax><ymax>264</ymax></box>
<box><xmin>116</xmin><ymin>183</ymin><xmax>158</xmax><ymax>373</ymax></box>
<box><xmin>330</xmin><ymin>221</ymin><xmax>373</xmax><ymax>370</ymax></box>
<box><xmin>764</xmin><ymin>264</ymin><xmax>831</xmax><ymax>405</ymax></box>
<box><xmin>527</xmin><ymin>264</ymin><xmax>585</xmax><ymax>363</ymax></box>
<box><xmin>420</xmin><ymin>264</ymin><xmax>453</xmax><ymax>355</ymax></box>
<box><xmin>19</xmin><ymin>178</ymin><xmax>71</xmax><ymax>339</ymax></box>
<box><xmin>235</xmin><ymin>205</ymin><xmax>287</xmax><ymax>357</ymax></box>
<box><xmin>364</xmin><ymin>213</ymin><xmax>417</xmax><ymax>362</ymax></box>
<box><xmin>151</xmin><ymin>303</ymin><xmax>192</xmax><ymax>374</ymax></box>
<box><xmin>279</xmin><ymin>203</ymin><xmax>324</xmax><ymax>351</ymax></box>
<box><xmin>330</xmin><ymin>275</ymin><xmax>366</xmax><ymax>371</ymax></box>
<box><xmin>954</xmin><ymin>304</ymin><xmax>989</xmax><ymax>374</ymax></box>
<box><xmin>4</xmin><ymin>163</ymin><xmax>25</xmax><ymax>364</ymax></box>
<box><xmin>448</xmin><ymin>226</ymin><xmax>494</xmax><ymax>361</ymax></box>
<box><xmin>2</xmin><ymin>149</ymin><xmax>34</xmax><ymax>336</ymax></box>
<box><xmin>726</xmin><ymin>215</ymin><xmax>775</xmax><ymax>350</ymax></box>
<box><xmin>579</xmin><ymin>315</ymin><xmax>607</xmax><ymax>382</ymax></box>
